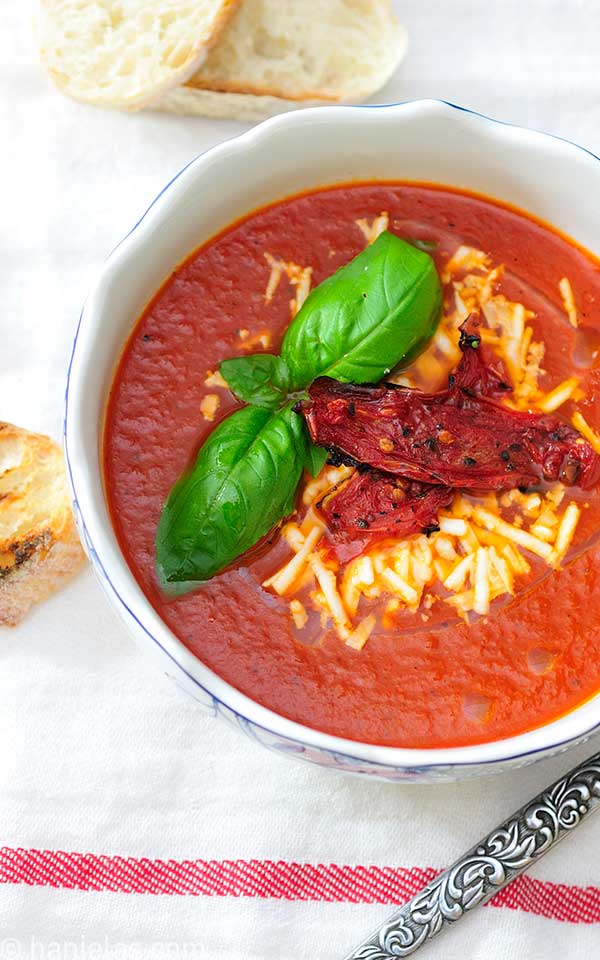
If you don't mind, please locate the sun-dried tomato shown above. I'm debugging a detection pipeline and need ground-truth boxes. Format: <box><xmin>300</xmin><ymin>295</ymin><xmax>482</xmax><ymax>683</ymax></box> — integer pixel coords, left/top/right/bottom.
<box><xmin>318</xmin><ymin>471</ymin><xmax>452</xmax><ymax>562</ymax></box>
<box><xmin>302</xmin><ymin>327</ymin><xmax>600</xmax><ymax>491</ymax></box>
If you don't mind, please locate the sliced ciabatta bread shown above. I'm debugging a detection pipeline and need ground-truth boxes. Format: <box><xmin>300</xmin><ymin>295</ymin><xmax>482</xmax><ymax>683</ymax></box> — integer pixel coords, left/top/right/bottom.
<box><xmin>38</xmin><ymin>0</ymin><xmax>240</xmax><ymax>110</ymax></box>
<box><xmin>0</xmin><ymin>423</ymin><xmax>86</xmax><ymax>626</ymax></box>
<box><xmin>152</xmin><ymin>0</ymin><xmax>408</xmax><ymax>119</ymax></box>
<box><xmin>154</xmin><ymin>86</ymin><xmax>327</xmax><ymax>122</ymax></box>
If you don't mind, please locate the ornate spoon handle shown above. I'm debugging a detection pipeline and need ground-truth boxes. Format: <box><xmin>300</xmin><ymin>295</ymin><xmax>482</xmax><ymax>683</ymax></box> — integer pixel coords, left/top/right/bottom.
<box><xmin>344</xmin><ymin>751</ymin><xmax>600</xmax><ymax>959</ymax></box>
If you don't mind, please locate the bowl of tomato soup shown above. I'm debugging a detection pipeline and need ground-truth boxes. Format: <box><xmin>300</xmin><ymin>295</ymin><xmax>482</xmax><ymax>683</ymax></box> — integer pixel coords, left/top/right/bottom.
<box><xmin>65</xmin><ymin>100</ymin><xmax>600</xmax><ymax>782</ymax></box>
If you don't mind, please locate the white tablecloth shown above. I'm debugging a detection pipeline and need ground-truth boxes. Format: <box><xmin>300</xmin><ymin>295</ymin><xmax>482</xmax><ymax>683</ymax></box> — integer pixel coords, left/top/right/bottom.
<box><xmin>3</xmin><ymin>1</ymin><xmax>600</xmax><ymax>957</ymax></box>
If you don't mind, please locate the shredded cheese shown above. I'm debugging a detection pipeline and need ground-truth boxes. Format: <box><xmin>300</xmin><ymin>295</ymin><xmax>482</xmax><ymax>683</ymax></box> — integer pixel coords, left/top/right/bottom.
<box><xmin>301</xmin><ymin>465</ymin><xmax>354</xmax><ymax>506</ymax></box>
<box><xmin>489</xmin><ymin>548</ymin><xmax>514</xmax><ymax>595</ymax></box>
<box><xmin>443</xmin><ymin>553</ymin><xmax>474</xmax><ymax>592</ymax></box>
<box><xmin>309</xmin><ymin>554</ymin><xmax>351</xmax><ymax>637</ymax></box>
<box><xmin>471</xmin><ymin>506</ymin><xmax>553</xmax><ymax>560</ymax></box>
<box><xmin>263</xmin><ymin>525</ymin><xmax>322</xmax><ymax>595</ymax></box>
<box><xmin>442</xmin><ymin>245</ymin><xmax>491</xmax><ymax>283</ymax></box>
<box><xmin>264</xmin><ymin>478</ymin><xmax>582</xmax><ymax>646</ymax></box>
<box><xmin>200</xmin><ymin>393</ymin><xmax>220</xmax><ymax>421</ymax></box>
<box><xmin>473</xmin><ymin>548</ymin><xmax>491</xmax><ymax>615</ymax></box>
<box><xmin>238</xmin><ymin>329</ymin><xmax>272</xmax><ymax>351</ymax></box>
<box><xmin>264</xmin><ymin>253</ymin><xmax>313</xmax><ymax>317</ymax></box>
<box><xmin>289</xmin><ymin>599</ymin><xmax>308</xmax><ymax>630</ymax></box>
<box><xmin>537</xmin><ymin>377</ymin><xmax>579</xmax><ymax>413</ymax></box>
<box><xmin>572</xmin><ymin>411</ymin><xmax>600</xmax><ymax>454</ymax></box>
<box><xmin>204</xmin><ymin>369</ymin><xmax>229</xmax><ymax>389</ymax></box>
<box><xmin>345</xmin><ymin>615</ymin><xmax>377</xmax><ymax>651</ymax></box>
<box><xmin>380</xmin><ymin>566</ymin><xmax>419</xmax><ymax>607</ymax></box>
<box><xmin>439</xmin><ymin>517</ymin><xmax>468</xmax><ymax>537</ymax></box>
<box><xmin>550</xmin><ymin>502</ymin><xmax>581</xmax><ymax>566</ymax></box>
<box><xmin>502</xmin><ymin>543</ymin><xmax>531</xmax><ymax>576</ymax></box>
<box><xmin>355</xmin><ymin>212</ymin><xmax>389</xmax><ymax>245</ymax></box>
<box><xmin>559</xmin><ymin>277</ymin><xmax>578</xmax><ymax>328</ymax></box>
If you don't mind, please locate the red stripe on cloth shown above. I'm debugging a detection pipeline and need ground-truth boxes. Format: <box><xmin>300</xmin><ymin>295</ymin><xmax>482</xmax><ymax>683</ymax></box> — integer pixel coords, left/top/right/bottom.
<box><xmin>1</xmin><ymin>848</ymin><xmax>598</xmax><ymax>923</ymax></box>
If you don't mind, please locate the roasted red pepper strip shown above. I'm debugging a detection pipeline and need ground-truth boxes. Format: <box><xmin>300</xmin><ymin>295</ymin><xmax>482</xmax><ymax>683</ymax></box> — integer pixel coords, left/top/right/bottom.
<box><xmin>302</xmin><ymin>330</ymin><xmax>600</xmax><ymax>490</ymax></box>
<box><xmin>319</xmin><ymin>471</ymin><xmax>453</xmax><ymax>562</ymax></box>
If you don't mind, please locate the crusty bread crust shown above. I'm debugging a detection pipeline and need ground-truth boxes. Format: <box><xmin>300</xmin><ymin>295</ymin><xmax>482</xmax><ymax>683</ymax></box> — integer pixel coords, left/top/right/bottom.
<box><xmin>39</xmin><ymin>0</ymin><xmax>242</xmax><ymax>110</ymax></box>
<box><xmin>151</xmin><ymin>85</ymin><xmax>330</xmax><ymax>122</ymax></box>
<box><xmin>0</xmin><ymin>422</ymin><xmax>86</xmax><ymax>626</ymax></box>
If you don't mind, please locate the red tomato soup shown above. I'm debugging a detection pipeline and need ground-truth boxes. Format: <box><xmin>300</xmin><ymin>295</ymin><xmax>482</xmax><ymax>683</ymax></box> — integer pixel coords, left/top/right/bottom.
<box><xmin>104</xmin><ymin>183</ymin><xmax>600</xmax><ymax>749</ymax></box>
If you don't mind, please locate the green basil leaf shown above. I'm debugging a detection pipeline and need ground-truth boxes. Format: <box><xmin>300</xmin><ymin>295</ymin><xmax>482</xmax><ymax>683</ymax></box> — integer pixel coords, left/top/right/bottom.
<box><xmin>156</xmin><ymin>404</ymin><xmax>304</xmax><ymax>584</ymax></box>
<box><xmin>219</xmin><ymin>354</ymin><xmax>291</xmax><ymax>409</ymax></box>
<box><xmin>285</xmin><ymin>404</ymin><xmax>329</xmax><ymax>478</ymax></box>
<box><xmin>303</xmin><ymin>442</ymin><xmax>328</xmax><ymax>478</ymax></box>
<box><xmin>281</xmin><ymin>231</ymin><xmax>442</xmax><ymax>387</ymax></box>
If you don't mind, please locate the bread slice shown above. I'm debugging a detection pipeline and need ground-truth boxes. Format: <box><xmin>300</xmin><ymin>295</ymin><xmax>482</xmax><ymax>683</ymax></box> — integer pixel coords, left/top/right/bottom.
<box><xmin>152</xmin><ymin>0</ymin><xmax>408</xmax><ymax>120</ymax></box>
<box><xmin>38</xmin><ymin>0</ymin><xmax>241</xmax><ymax>110</ymax></box>
<box><xmin>154</xmin><ymin>85</ymin><xmax>327</xmax><ymax>122</ymax></box>
<box><xmin>0</xmin><ymin>423</ymin><xmax>86</xmax><ymax>626</ymax></box>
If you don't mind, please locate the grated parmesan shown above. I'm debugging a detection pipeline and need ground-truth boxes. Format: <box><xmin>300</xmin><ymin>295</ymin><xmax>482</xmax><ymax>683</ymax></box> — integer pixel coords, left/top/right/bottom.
<box><xmin>537</xmin><ymin>377</ymin><xmax>579</xmax><ymax>413</ymax></box>
<box><xmin>355</xmin><ymin>212</ymin><xmax>389</xmax><ymax>245</ymax></box>
<box><xmin>559</xmin><ymin>277</ymin><xmax>578</xmax><ymax>328</ymax></box>
<box><xmin>264</xmin><ymin>253</ymin><xmax>313</xmax><ymax>317</ymax></box>
<box><xmin>204</xmin><ymin>369</ymin><xmax>229</xmax><ymax>389</ymax></box>
<box><xmin>572</xmin><ymin>411</ymin><xmax>600</xmax><ymax>454</ymax></box>
<box><xmin>200</xmin><ymin>393</ymin><xmax>220</xmax><ymax>421</ymax></box>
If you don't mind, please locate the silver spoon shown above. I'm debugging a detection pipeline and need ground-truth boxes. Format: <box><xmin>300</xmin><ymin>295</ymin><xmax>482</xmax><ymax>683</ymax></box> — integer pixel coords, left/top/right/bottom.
<box><xmin>344</xmin><ymin>750</ymin><xmax>600</xmax><ymax>958</ymax></box>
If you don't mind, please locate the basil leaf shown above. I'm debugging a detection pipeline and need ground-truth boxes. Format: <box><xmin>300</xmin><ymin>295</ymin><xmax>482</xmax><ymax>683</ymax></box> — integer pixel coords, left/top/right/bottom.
<box><xmin>156</xmin><ymin>404</ymin><xmax>304</xmax><ymax>584</ymax></box>
<box><xmin>281</xmin><ymin>231</ymin><xmax>442</xmax><ymax>387</ymax></box>
<box><xmin>220</xmin><ymin>354</ymin><xmax>291</xmax><ymax>409</ymax></box>
<box><xmin>286</xmin><ymin>404</ymin><xmax>329</xmax><ymax>478</ymax></box>
<box><xmin>303</xmin><ymin>442</ymin><xmax>328</xmax><ymax>478</ymax></box>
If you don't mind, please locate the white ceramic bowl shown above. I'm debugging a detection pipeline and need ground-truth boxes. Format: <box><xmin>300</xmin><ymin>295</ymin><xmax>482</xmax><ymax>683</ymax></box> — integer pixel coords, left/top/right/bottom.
<box><xmin>65</xmin><ymin>99</ymin><xmax>600</xmax><ymax>782</ymax></box>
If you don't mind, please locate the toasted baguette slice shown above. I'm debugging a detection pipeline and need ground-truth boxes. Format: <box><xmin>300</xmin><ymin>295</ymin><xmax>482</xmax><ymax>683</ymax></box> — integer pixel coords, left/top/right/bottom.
<box><xmin>152</xmin><ymin>0</ymin><xmax>408</xmax><ymax>120</ymax></box>
<box><xmin>38</xmin><ymin>0</ymin><xmax>240</xmax><ymax>110</ymax></box>
<box><xmin>0</xmin><ymin>423</ymin><xmax>86</xmax><ymax>626</ymax></box>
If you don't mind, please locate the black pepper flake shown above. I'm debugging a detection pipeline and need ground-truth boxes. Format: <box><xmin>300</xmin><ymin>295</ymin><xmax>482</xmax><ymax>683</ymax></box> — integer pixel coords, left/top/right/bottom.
<box><xmin>505</xmin><ymin>462</ymin><xmax>516</xmax><ymax>472</ymax></box>
<box><xmin>500</xmin><ymin>450</ymin><xmax>510</xmax><ymax>462</ymax></box>
<box><xmin>509</xmin><ymin>442</ymin><xmax>522</xmax><ymax>451</ymax></box>
<box><xmin>425</xmin><ymin>437</ymin><xmax>437</xmax><ymax>451</ymax></box>
<box><xmin>348</xmin><ymin>402</ymin><xmax>355</xmax><ymax>417</ymax></box>
<box><xmin>549</xmin><ymin>431</ymin><xmax>561</xmax><ymax>442</ymax></box>
<box><xmin>142</xmin><ymin>333</ymin><xmax>151</xmax><ymax>342</ymax></box>
<box><xmin>448</xmin><ymin>374</ymin><xmax>456</xmax><ymax>387</ymax></box>
<box><xmin>463</xmin><ymin>456</ymin><xmax>477</xmax><ymax>467</ymax></box>
<box><xmin>356</xmin><ymin>518</ymin><xmax>370</xmax><ymax>529</ymax></box>
<box><xmin>498</xmin><ymin>381</ymin><xmax>511</xmax><ymax>391</ymax></box>
<box><xmin>422</xmin><ymin>523</ymin><xmax>440</xmax><ymax>537</ymax></box>
<box><xmin>332</xmin><ymin>512</ymin><xmax>341</xmax><ymax>520</ymax></box>
<box><xmin>402</xmin><ymin>425</ymin><xmax>411</xmax><ymax>437</ymax></box>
